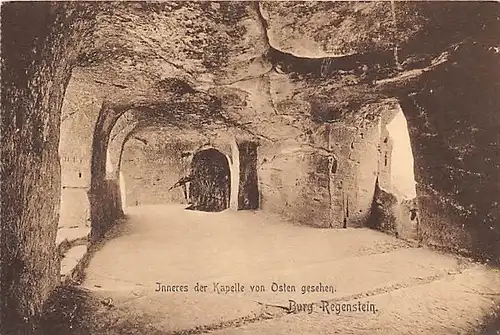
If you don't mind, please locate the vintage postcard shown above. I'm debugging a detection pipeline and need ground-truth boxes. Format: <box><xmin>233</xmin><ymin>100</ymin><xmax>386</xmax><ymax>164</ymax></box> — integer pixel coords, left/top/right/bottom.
<box><xmin>1</xmin><ymin>1</ymin><xmax>499</xmax><ymax>334</ymax></box>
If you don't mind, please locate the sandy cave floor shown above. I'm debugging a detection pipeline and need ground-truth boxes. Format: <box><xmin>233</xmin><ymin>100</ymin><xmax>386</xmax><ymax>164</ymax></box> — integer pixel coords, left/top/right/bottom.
<box><xmin>41</xmin><ymin>204</ymin><xmax>500</xmax><ymax>334</ymax></box>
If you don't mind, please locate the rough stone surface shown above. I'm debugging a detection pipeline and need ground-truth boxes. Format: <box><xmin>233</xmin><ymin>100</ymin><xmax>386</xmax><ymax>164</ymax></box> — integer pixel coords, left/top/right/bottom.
<box><xmin>60</xmin><ymin>245</ymin><xmax>88</xmax><ymax>281</ymax></box>
<box><xmin>120</xmin><ymin>130</ymin><xmax>235</xmax><ymax>207</ymax></box>
<box><xmin>54</xmin><ymin>1</ymin><xmax>498</xmax><ymax>265</ymax></box>
<box><xmin>0</xmin><ymin>3</ymin><xmax>95</xmax><ymax>332</ymax></box>
<box><xmin>2</xmin><ymin>1</ymin><xmax>500</xmax><ymax>331</ymax></box>
<box><xmin>122</xmin><ymin>138</ymin><xmax>191</xmax><ymax>206</ymax></box>
<box><xmin>398</xmin><ymin>46</ymin><xmax>500</xmax><ymax>261</ymax></box>
<box><xmin>56</xmin><ymin>227</ymin><xmax>91</xmax><ymax>248</ymax></box>
<box><xmin>59</xmin><ymin>188</ymin><xmax>91</xmax><ymax>229</ymax></box>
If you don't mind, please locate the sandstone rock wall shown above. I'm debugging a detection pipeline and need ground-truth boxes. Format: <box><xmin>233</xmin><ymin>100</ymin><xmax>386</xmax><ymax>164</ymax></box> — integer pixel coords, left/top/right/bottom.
<box><xmin>328</xmin><ymin>118</ymin><xmax>380</xmax><ymax>228</ymax></box>
<box><xmin>2</xmin><ymin>2</ymin><xmax>499</xmax><ymax>330</ymax></box>
<box><xmin>59</xmin><ymin>70</ymin><xmax>104</xmax><ymax>188</ymax></box>
<box><xmin>59</xmin><ymin>188</ymin><xmax>91</xmax><ymax>229</ymax></box>
<box><xmin>238</xmin><ymin>141</ymin><xmax>260</xmax><ymax>210</ymax></box>
<box><xmin>370</xmin><ymin>104</ymin><xmax>418</xmax><ymax>241</ymax></box>
<box><xmin>257</xmin><ymin>100</ymin><xmax>398</xmax><ymax>228</ymax></box>
<box><xmin>121</xmin><ymin>139</ymin><xmax>195</xmax><ymax>206</ymax></box>
<box><xmin>258</xmin><ymin>140</ymin><xmax>332</xmax><ymax>227</ymax></box>
<box><xmin>58</xmin><ymin>71</ymin><xmax>104</xmax><ymax>232</ymax></box>
<box><xmin>0</xmin><ymin>2</ymin><xmax>95</xmax><ymax>331</ymax></box>
<box><xmin>399</xmin><ymin>44</ymin><xmax>500</xmax><ymax>261</ymax></box>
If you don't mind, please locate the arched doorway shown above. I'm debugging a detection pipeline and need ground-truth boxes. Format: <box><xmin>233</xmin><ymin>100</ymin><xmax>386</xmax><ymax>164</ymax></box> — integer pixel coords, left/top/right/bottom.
<box><xmin>189</xmin><ymin>148</ymin><xmax>231</xmax><ymax>212</ymax></box>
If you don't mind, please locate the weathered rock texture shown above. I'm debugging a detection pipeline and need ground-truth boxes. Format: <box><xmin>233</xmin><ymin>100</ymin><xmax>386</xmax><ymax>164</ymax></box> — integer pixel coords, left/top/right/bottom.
<box><xmin>2</xmin><ymin>1</ymin><xmax>500</xmax><ymax>331</ymax></box>
<box><xmin>257</xmin><ymin>99</ymin><xmax>416</xmax><ymax>231</ymax></box>
<box><xmin>399</xmin><ymin>44</ymin><xmax>500</xmax><ymax>260</ymax></box>
<box><xmin>1</xmin><ymin>2</ymin><xmax>95</xmax><ymax>332</ymax></box>
<box><xmin>121</xmin><ymin>132</ymin><xmax>204</xmax><ymax>206</ymax></box>
<box><xmin>238</xmin><ymin>141</ymin><xmax>259</xmax><ymax>210</ymax></box>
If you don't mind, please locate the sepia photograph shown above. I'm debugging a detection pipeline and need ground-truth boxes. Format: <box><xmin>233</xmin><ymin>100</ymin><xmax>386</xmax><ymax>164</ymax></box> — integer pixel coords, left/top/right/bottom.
<box><xmin>1</xmin><ymin>1</ymin><xmax>500</xmax><ymax>334</ymax></box>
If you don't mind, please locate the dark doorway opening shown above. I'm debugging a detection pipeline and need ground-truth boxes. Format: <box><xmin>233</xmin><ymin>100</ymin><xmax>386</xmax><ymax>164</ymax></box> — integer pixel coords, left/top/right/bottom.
<box><xmin>188</xmin><ymin>148</ymin><xmax>231</xmax><ymax>212</ymax></box>
<box><xmin>238</xmin><ymin>141</ymin><xmax>259</xmax><ymax>210</ymax></box>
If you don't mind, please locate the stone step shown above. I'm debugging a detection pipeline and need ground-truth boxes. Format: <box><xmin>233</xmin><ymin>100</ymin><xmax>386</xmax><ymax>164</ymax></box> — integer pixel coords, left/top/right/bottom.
<box><xmin>56</xmin><ymin>226</ymin><xmax>91</xmax><ymax>255</ymax></box>
<box><xmin>60</xmin><ymin>245</ymin><xmax>89</xmax><ymax>284</ymax></box>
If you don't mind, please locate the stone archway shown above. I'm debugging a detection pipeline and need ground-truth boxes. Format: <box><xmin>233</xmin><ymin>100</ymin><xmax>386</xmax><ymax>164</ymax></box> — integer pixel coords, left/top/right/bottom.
<box><xmin>189</xmin><ymin>148</ymin><xmax>231</xmax><ymax>212</ymax></box>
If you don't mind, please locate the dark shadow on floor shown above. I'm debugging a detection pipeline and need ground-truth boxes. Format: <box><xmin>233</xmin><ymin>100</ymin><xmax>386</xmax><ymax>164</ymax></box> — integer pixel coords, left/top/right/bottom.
<box><xmin>38</xmin><ymin>285</ymin><xmax>170</xmax><ymax>335</ymax></box>
<box><xmin>184</xmin><ymin>200</ymin><xmax>227</xmax><ymax>212</ymax></box>
<box><xmin>39</xmin><ymin>286</ymin><xmax>97</xmax><ymax>335</ymax></box>
<box><xmin>478</xmin><ymin>304</ymin><xmax>500</xmax><ymax>335</ymax></box>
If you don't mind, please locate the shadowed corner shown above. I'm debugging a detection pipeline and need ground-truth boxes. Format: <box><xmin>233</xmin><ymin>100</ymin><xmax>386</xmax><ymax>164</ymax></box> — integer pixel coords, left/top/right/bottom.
<box><xmin>39</xmin><ymin>286</ymin><xmax>97</xmax><ymax>335</ymax></box>
<box><xmin>478</xmin><ymin>305</ymin><xmax>500</xmax><ymax>335</ymax></box>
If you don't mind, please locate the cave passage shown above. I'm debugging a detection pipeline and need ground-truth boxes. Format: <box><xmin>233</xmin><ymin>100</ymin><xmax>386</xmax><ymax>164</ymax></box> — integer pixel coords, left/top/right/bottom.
<box><xmin>189</xmin><ymin>148</ymin><xmax>231</xmax><ymax>212</ymax></box>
